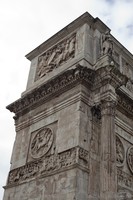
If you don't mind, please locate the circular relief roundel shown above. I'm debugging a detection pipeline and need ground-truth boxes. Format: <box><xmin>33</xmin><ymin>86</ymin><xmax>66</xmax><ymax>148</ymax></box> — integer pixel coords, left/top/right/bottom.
<box><xmin>30</xmin><ymin>127</ymin><xmax>54</xmax><ymax>159</ymax></box>
<box><xmin>116</xmin><ymin>135</ymin><xmax>125</xmax><ymax>167</ymax></box>
<box><xmin>127</xmin><ymin>146</ymin><xmax>133</xmax><ymax>174</ymax></box>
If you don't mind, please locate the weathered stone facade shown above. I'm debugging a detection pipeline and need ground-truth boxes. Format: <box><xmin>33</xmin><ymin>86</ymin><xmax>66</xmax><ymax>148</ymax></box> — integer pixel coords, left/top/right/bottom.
<box><xmin>3</xmin><ymin>12</ymin><xmax>133</xmax><ymax>200</ymax></box>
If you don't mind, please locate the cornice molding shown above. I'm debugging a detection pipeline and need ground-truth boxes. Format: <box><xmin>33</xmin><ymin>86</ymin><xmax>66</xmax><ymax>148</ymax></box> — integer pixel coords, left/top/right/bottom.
<box><xmin>15</xmin><ymin>92</ymin><xmax>91</xmax><ymax>131</ymax></box>
<box><xmin>6</xmin><ymin>65</ymin><xmax>95</xmax><ymax>116</ymax></box>
<box><xmin>117</xmin><ymin>89</ymin><xmax>133</xmax><ymax>117</ymax></box>
<box><xmin>95</xmin><ymin>65</ymin><xmax>128</xmax><ymax>90</ymax></box>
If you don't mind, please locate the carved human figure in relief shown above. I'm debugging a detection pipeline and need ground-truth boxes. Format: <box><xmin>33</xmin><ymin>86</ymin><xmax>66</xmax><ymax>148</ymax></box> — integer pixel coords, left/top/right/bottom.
<box><xmin>101</xmin><ymin>31</ymin><xmax>113</xmax><ymax>56</ymax></box>
<box><xmin>68</xmin><ymin>36</ymin><xmax>75</xmax><ymax>55</ymax></box>
<box><xmin>37</xmin><ymin>54</ymin><xmax>52</xmax><ymax>78</ymax></box>
<box><xmin>31</xmin><ymin>128</ymin><xmax>54</xmax><ymax>159</ymax></box>
<box><xmin>36</xmin><ymin>35</ymin><xmax>76</xmax><ymax>79</ymax></box>
<box><xmin>63</xmin><ymin>37</ymin><xmax>75</xmax><ymax>61</ymax></box>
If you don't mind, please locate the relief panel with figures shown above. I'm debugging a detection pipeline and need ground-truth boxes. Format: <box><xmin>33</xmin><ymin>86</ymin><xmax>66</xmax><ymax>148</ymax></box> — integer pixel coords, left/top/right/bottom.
<box><xmin>35</xmin><ymin>34</ymin><xmax>76</xmax><ymax>80</ymax></box>
<box><xmin>6</xmin><ymin>146</ymin><xmax>89</xmax><ymax>187</ymax></box>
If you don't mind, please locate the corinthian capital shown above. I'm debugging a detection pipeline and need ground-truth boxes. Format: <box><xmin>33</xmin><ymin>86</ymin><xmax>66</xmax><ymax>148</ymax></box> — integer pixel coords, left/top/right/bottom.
<box><xmin>101</xmin><ymin>98</ymin><xmax>117</xmax><ymax>116</ymax></box>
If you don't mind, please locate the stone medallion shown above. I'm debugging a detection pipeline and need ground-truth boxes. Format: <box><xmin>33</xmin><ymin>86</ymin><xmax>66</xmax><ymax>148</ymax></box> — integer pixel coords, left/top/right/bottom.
<box><xmin>116</xmin><ymin>135</ymin><xmax>125</xmax><ymax>167</ymax></box>
<box><xmin>30</xmin><ymin>128</ymin><xmax>54</xmax><ymax>159</ymax></box>
<box><xmin>127</xmin><ymin>146</ymin><xmax>133</xmax><ymax>174</ymax></box>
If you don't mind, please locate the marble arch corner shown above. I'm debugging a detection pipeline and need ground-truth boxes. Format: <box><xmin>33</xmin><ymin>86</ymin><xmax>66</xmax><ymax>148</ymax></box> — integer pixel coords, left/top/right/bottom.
<box><xmin>3</xmin><ymin>12</ymin><xmax>133</xmax><ymax>200</ymax></box>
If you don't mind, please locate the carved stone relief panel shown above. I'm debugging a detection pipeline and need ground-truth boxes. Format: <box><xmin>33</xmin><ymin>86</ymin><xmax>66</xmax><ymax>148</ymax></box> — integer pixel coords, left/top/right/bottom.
<box><xmin>35</xmin><ymin>33</ymin><xmax>76</xmax><ymax>81</ymax></box>
<box><xmin>117</xmin><ymin>186</ymin><xmax>133</xmax><ymax>200</ymax></box>
<box><xmin>28</xmin><ymin>122</ymin><xmax>57</xmax><ymax>162</ymax></box>
<box><xmin>127</xmin><ymin>146</ymin><xmax>133</xmax><ymax>174</ymax></box>
<box><xmin>117</xmin><ymin>168</ymin><xmax>133</xmax><ymax>190</ymax></box>
<box><xmin>30</xmin><ymin>127</ymin><xmax>54</xmax><ymax>159</ymax></box>
<box><xmin>117</xmin><ymin>168</ymin><xmax>133</xmax><ymax>199</ymax></box>
<box><xmin>116</xmin><ymin>135</ymin><xmax>125</xmax><ymax>167</ymax></box>
<box><xmin>6</xmin><ymin>147</ymin><xmax>89</xmax><ymax>187</ymax></box>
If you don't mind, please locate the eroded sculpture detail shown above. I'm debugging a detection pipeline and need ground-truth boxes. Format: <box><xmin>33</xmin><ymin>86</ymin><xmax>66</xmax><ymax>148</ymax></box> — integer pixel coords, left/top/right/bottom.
<box><xmin>117</xmin><ymin>168</ymin><xmax>133</xmax><ymax>190</ymax></box>
<box><xmin>36</xmin><ymin>34</ymin><xmax>76</xmax><ymax>80</ymax></box>
<box><xmin>116</xmin><ymin>135</ymin><xmax>125</xmax><ymax>167</ymax></box>
<box><xmin>6</xmin><ymin>147</ymin><xmax>89</xmax><ymax>187</ymax></box>
<box><xmin>30</xmin><ymin>128</ymin><xmax>54</xmax><ymax>159</ymax></box>
<box><xmin>91</xmin><ymin>105</ymin><xmax>101</xmax><ymax>120</ymax></box>
<box><xmin>117</xmin><ymin>188</ymin><xmax>133</xmax><ymax>200</ymax></box>
<box><xmin>126</xmin><ymin>79</ymin><xmax>133</xmax><ymax>93</ymax></box>
<box><xmin>122</xmin><ymin>59</ymin><xmax>133</xmax><ymax>80</ymax></box>
<box><xmin>113</xmin><ymin>51</ymin><xmax>120</xmax><ymax>64</ymax></box>
<box><xmin>101</xmin><ymin>31</ymin><xmax>113</xmax><ymax>56</ymax></box>
<box><xmin>127</xmin><ymin>146</ymin><xmax>133</xmax><ymax>174</ymax></box>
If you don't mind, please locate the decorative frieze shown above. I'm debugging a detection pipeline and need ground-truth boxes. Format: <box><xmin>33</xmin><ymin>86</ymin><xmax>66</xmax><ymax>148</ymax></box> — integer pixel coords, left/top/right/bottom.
<box><xmin>6</xmin><ymin>147</ymin><xmax>89</xmax><ymax>188</ymax></box>
<box><xmin>78</xmin><ymin>147</ymin><xmax>88</xmax><ymax>163</ymax></box>
<box><xmin>95</xmin><ymin>65</ymin><xmax>128</xmax><ymax>90</ymax></box>
<box><xmin>117</xmin><ymin>90</ymin><xmax>133</xmax><ymax>116</ymax></box>
<box><xmin>6</xmin><ymin>65</ymin><xmax>95</xmax><ymax>116</ymax></box>
<box><xmin>35</xmin><ymin>34</ymin><xmax>76</xmax><ymax>80</ymax></box>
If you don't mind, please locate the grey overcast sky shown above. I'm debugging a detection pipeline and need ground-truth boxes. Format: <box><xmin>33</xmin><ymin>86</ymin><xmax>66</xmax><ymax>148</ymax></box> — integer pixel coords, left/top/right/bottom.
<box><xmin>0</xmin><ymin>0</ymin><xmax>133</xmax><ymax>198</ymax></box>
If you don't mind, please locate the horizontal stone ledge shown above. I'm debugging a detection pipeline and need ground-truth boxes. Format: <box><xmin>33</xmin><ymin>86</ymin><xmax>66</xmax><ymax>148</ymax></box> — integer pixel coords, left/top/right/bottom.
<box><xmin>6</xmin><ymin>65</ymin><xmax>95</xmax><ymax>115</ymax></box>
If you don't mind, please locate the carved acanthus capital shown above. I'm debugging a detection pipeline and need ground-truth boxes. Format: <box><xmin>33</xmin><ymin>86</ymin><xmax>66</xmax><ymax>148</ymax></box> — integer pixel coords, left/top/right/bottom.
<box><xmin>101</xmin><ymin>99</ymin><xmax>117</xmax><ymax>116</ymax></box>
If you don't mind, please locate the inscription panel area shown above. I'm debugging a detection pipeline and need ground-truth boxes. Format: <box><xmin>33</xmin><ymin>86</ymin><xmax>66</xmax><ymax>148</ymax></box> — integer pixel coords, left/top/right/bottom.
<box><xmin>35</xmin><ymin>34</ymin><xmax>76</xmax><ymax>81</ymax></box>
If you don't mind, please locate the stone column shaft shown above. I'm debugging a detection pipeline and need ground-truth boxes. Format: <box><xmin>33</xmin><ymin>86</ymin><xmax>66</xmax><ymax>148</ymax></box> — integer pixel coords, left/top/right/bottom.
<box><xmin>100</xmin><ymin>100</ymin><xmax>117</xmax><ymax>200</ymax></box>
